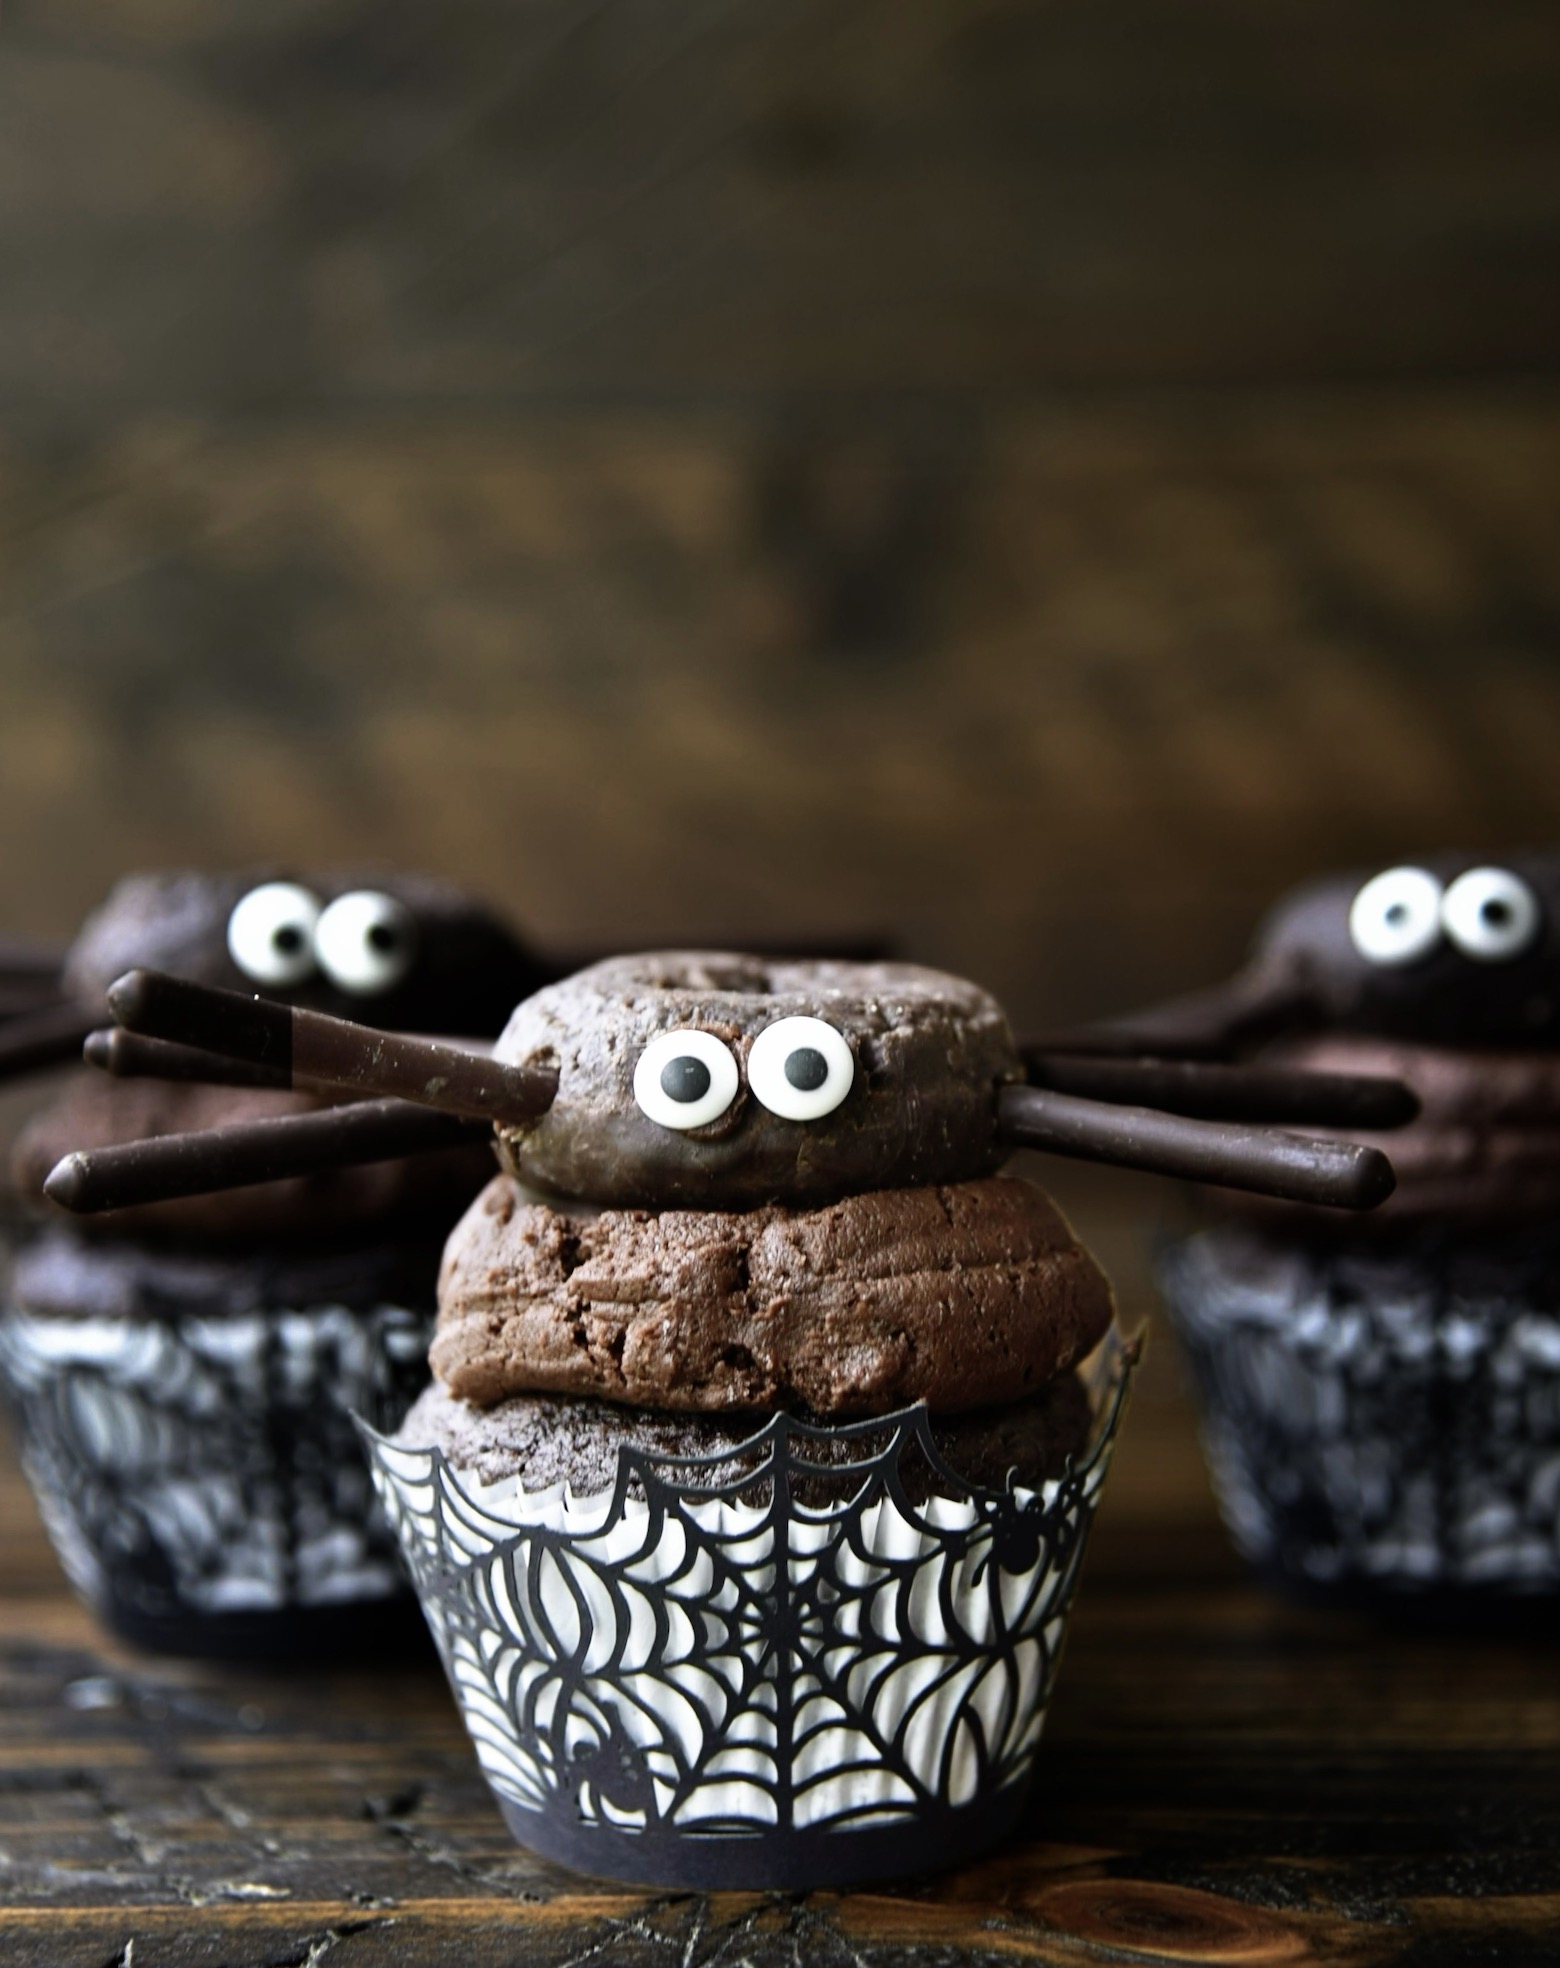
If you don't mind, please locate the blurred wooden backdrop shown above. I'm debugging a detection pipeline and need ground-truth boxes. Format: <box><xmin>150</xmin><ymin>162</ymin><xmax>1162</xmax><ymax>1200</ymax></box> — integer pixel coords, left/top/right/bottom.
<box><xmin>2</xmin><ymin>0</ymin><xmax>1559</xmax><ymax>1032</ymax></box>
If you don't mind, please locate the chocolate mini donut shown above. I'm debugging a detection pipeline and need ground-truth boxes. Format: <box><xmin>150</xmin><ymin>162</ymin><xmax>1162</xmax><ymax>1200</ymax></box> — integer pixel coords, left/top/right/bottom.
<box><xmin>489</xmin><ymin>953</ymin><xmax>1022</xmax><ymax>1210</ymax></box>
<box><xmin>64</xmin><ymin>868</ymin><xmax>541</xmax><ymax>1038</ymax></box>
<box><xmin>5</xmin><ymin>867</ymin><xmax>531</xmax><ymax>1242</ymax></box>
<box><xmin>432</xmin><ymin>1172</ymin><xmax>1113</xmax><ymax>1416</ymax></box>
<box><xmin>1244</xmin><ymin>852</ymin><xmax>1560</xmax><ymax>1050</ymax></box>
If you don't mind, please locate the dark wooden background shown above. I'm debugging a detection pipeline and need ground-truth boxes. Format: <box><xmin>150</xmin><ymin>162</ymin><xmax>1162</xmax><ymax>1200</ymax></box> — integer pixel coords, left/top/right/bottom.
<box><xmin>2</xmin><ymin>0</ymin><xmax>1559</xmax><ymax>1032</ymax></box>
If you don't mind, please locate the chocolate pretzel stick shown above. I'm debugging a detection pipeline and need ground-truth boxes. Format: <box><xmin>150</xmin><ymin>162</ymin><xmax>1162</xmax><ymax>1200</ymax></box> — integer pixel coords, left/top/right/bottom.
<box><xmin>84</xmin><ymin>1027</ymin><xmax>295</xmax><ymax>1089</ymax></box>
<box><xmin>996</xmin><ymin>1084</ymin><xmax>1395</xmax><ymax>1210</ymax></box>
<box><xmin>107</xmin><ymin>969</ymin><xmax>557</xmax><ymax>1124</ymax></box>
<box><xmin>1024</xmin><ymin>1051</ymin><xmax>1418</xmax><ymax>1129</ymax></box>
<box><xmin>43</xmin><ymin>1100</ymin><xmax>487</xmax><ymax>1215</ymax></box>
<box><xmin>0</xmin><ymin>1002</ymin><xmax>100</xmax><ymax>1080</ymax></box>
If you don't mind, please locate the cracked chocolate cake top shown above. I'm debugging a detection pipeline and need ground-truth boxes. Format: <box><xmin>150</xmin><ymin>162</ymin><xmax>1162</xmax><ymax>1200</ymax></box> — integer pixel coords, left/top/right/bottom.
<box><xmin>431</xmin><ymin>1172</ymin><xmax>1114</xmax><ymax>1416</ymax></box>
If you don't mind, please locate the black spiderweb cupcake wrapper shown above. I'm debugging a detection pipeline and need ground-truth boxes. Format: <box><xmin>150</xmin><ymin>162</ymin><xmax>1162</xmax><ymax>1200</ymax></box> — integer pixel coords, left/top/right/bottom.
<box><xmin>1158</xmin><ymin>1229</ymin><xmax>1560</xmax><ymax>1596</ymax></box>
<box><xmin>359</xmin><ymin>1330</ymin><xmax>1136</xmax><ymax>1885</ymax></box>
<box><xmin>0</xmin><ymin>1301</ymin><xmax>431</xmax><ymax>1623</ymax></box>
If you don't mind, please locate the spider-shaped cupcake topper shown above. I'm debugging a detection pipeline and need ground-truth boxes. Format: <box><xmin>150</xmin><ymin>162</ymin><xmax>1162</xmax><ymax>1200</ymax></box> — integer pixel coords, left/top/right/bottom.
<box><xmin>0</xmin><ymin>871</ymin><xmax>544</xmax><ymax>1087</ymax></box>
<box><xmin>0</xmin><ymin>875</ymin><xmax>886</xmax><ymax>1102</ymax></box>
<box><xmin>1040</xmin><ymin>853</ymin><xmax>1560</xmax><ymax>1060</ymax></box>
<box><xmin>43</xmin><ymin>948</ymin><xmax>1410</xmax><ymax>1220</ymax></box>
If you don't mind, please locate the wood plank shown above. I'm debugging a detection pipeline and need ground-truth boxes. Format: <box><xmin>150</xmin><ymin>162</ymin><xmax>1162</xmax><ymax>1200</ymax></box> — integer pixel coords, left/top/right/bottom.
<box><xmin>2</xmin><ymin>394</ymin><xmax>1558</xmax><ymax>1033</ymax></box>
<box><xmin>2</xmin><ymin>1</ymin><xmax>1560</xmax><ymax>414</ymax></box>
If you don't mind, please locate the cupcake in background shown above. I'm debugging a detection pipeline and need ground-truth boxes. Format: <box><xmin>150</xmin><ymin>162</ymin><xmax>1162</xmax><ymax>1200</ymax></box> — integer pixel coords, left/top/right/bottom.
<box><xmin>1138</xmin><ymin>852</ymin><xmax>1560</xmax><ymax>1603</ymax></box>
<box><xmin>48</xmin><ymin>946</ymin><xmax>1395</xmax><ymax>1882</ymax></box>
<box><xmin>0</xmin><ymin>870</ymin><xmax>535</xmax><ymax>1657</ymax></box>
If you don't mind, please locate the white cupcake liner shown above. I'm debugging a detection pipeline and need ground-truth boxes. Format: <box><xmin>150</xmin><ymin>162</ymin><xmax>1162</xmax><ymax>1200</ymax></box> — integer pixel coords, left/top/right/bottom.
<box><xmin>360</xmin><ymin>1328</ymin><xmax>1136</xmax><ymax>1888</ymax></box>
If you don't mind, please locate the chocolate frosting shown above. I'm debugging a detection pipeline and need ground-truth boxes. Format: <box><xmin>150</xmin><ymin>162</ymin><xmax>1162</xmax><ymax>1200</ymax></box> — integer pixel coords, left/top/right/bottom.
<box><xmin>398</xmin><ymin>1372</ymin><xmax>1094</xmax><ymax>1502</ymax></box>
<box><xmin>13</xmin><ymin>1074</ymin><xmax>497</xmax><ymax>1246</ymax></box>
<box><xmin>431</xmin><ymin>1173</ymin><xmax>1114</xmax><ymax>1417</ymax></box>
<box><xmin>492</xmin><ymin>953</ymin><xmax>1021</xmax><ymax>1211</ymax></box>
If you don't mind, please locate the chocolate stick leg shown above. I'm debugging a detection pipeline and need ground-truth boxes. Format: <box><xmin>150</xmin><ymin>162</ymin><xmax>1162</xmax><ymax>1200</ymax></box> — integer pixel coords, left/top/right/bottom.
<box><xmin>43</xmin><ymin>1101</ymin><xmax>489</xmax><ymax>1215</ymax></box>
<box><xmin>83</xmin><ymin>1027</ymin><xmax>294</xmax><ymax>1089</ymax></box>
<box><xmin>107</xmin><ymin>969</ymin><xmax>556</xmax><ymax>1124</ymax></box>
<box><xmin>0</xmin><ymin>1002</ymin><xmax>99</xmax><ymax>1082</ymax></box>
<box><xmin>1023</xmin><ymin>1051</ymin><xmax>1419</xmax><ymax>1129</ymax></box>
<box><xmin>997</xmin><ymin>1084</ymin><xmax>1395</xmax><ymax>1211</ymax></box>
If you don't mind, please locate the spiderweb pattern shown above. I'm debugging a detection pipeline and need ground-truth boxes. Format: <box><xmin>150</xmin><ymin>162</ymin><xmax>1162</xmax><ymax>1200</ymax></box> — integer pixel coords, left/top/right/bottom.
<box><xmin>1161</xmin><ymin>1229</ymin><xmax>1560</xmax><ymax>1593</ymax></box>
<box><xmin>0</xmin><ymin>1302</ymin><xmax>430</xmax><ymax>1618</ymax></box>
<box><xmin>365</xmin><ymin>1348</ymin><xmax>1131</xmax><ymax>1857</ymax></box>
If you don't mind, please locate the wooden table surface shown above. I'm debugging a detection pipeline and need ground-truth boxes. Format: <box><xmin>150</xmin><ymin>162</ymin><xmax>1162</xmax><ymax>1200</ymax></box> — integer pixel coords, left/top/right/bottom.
<box><xmin>2</xmin><ymin>1180</ymin><xmax>1557</xmax><ymax>1968</ymax></box>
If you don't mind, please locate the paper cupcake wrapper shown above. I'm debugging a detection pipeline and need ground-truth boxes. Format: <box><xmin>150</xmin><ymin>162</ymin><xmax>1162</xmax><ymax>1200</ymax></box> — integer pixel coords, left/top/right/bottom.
<box><xmin>0</xmin><ymin>1298</ymin><xmax>432</xmax><ymax>1644</ymax></box>
<box><xmin>1159</xmin><ymin>1228</ymin><xmax>1560</xmax><ymax>1597</ymax></box>
<box><xmin>360</xmin><ymin>1329</ymin><xmax>1136</xmax><ymax>1888</ymax></box>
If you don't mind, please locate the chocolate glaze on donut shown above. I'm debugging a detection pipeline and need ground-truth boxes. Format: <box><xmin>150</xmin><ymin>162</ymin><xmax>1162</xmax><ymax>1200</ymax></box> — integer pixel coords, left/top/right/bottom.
<box><xmin>1245</xmin><ymin>852</ymin><xmax>1560</xmax><ymax>1050</ymax></box>
<box><xmin>490</xmin><ymin>954</ymin><xmax>1022</xmax><ymax>1211</ymax></box>
<box><xmin>8</xmin><ymin>868</ymin><xmax>530</xmax><ymax>1242</ymax></box>
<box><xmin>65</xmin><ymin>869</ymin><xmax>541</xmax><ymax>1038</ymax></box>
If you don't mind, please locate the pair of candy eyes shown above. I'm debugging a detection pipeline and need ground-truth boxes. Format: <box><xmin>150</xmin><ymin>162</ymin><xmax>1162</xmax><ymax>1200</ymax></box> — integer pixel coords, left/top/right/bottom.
<box><xmin>633</xmin><ymin>1018</ymin><xmax>855</xmax><ymax>1130</ymax></box>
<box><xmin>227</xmin><ymin>884</ymin><xmax>416</xmax><ymax>995</ymax></box>
<box><xmin>1349</xmin><ymin>866</ymin><xmax>1541</xmax><ymax>968</ymax></box>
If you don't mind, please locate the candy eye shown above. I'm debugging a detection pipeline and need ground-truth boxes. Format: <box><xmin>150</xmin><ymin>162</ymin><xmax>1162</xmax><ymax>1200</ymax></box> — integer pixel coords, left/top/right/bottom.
<box><xmin>633</xmin><ymin>1029</ymin><xmax>740</xmax><ymax>1130</ymax></box>
<box><xmin>1347</xmin><ymin>866</ymin><xmax>1444</xmax><ymax>967</ymax></box>
<box><xmin>314</xmin><ymin>890</ymin><xmax>418</xmax><ymax>995</ymax></box>
<box><xmin>747</xmin><ymin>1015</ymin><xmax>855</xmax><ymax>1121</ymax></box>
<box><xmin>227</xmin><ymin>882</ymin><xmax>322</xmax><ymax>987</ymax></box>
<box><xmin>1441</xmin><ymin>867</ymin><xmax>1541</xmax><ymax>962</ymax></box>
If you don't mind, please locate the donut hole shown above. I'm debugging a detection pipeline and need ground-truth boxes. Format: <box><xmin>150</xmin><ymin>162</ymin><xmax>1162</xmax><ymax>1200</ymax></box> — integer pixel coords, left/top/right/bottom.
<box><xmin>646</xmin><ymin>957</ymin><xmax>774</xmax><ymax>996</ymax></box>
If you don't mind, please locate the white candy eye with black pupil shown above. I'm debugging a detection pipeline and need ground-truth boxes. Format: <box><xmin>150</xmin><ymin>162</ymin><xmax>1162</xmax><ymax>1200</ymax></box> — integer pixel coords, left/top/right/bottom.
<box><xmin>748</xmin><ymin>1016</ymin><xmax>854</xmax><ymax>1121</ymax></box>
<box><xmin>227</xmin><ymin>882</ymin><xmax>322</xmax><ymax>988</ymax></box>
<box><xmin>1348</xmin><ymin>866</ymin><xmax>1444</xmax><ymax>967</ymax></box>
<box><xmin>313</xmin><ymin>890</ymin><xmax>418</xmax><ymax>995</ymax></box>
<box><xmin>634</xmin><ymin>1029</ymin><xmax>740</xmax><ymax>1130</ymax></box>
<box><xmin>1441</xmin><ymin>867</ymin><xmax>1541</xmax><ymax>962</ymax></box>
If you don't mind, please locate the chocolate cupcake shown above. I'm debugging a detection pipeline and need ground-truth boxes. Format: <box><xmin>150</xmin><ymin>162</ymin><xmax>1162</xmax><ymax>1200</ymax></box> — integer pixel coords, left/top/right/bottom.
<box><xmin>47</xmin><ymin>949</ymin><xmax>1394</xmax><ymax>1878</ymax></box>
<box><xmin>0</xmin><ymin>870</ymin><xmax>534</xmax><ymax>1656</ymax></box>
<box><xmin>371</xmin><ymin>956</ymin><xmax>1131</xmax><ymax>1887</ymax></box>
<box><xmin>1131</xmin><ymin>853</ymin><xmax>1560</xmax><ymax>1603</ymax></box>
